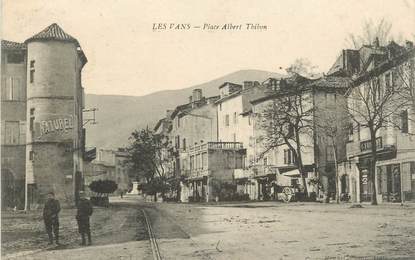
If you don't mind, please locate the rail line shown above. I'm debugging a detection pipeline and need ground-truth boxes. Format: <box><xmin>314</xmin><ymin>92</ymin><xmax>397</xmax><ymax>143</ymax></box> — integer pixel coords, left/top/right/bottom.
<box><xmin>142</xmin><ymin>209</ymin><xmax>162</xmax><ymax>260</ymax></box>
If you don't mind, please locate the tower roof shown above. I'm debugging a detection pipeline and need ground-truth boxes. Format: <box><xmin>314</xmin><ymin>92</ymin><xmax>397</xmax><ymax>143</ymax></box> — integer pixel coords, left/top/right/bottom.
<box><xmin>1</xmin><ymin>40</ymin><xmax>26</xmax><ymax>50</ymax></box>
<box><xmin>25</xmin><ymin>23</ymin><xmax>80</xmax><ymax>46</ymax></box>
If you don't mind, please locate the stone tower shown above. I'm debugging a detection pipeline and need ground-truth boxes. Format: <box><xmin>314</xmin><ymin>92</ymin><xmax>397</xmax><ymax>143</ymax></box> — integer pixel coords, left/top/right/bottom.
<box><xmin>24</xmin><ymin>23</ymin><xmax>87</xmax><ymax>209</ymax></box>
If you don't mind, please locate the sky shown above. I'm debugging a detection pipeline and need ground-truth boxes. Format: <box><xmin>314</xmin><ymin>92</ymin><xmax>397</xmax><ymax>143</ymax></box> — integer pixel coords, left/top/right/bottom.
<box><xmin>2</xmin><ymin>0</ymin><xmax>415</xmax><ymax>96</ymax></box>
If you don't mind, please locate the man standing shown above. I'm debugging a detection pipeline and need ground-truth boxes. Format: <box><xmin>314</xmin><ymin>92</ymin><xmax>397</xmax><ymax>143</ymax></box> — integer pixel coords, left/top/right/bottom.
<box><xmin>76</xmin><ymin>191</ymin><xmax>93</xmax><ymax>246</ymax></box>
<box><xmin>43</xmin><ymin>192</ymin><xmax>61</xmax><ymax>245</ymax></box>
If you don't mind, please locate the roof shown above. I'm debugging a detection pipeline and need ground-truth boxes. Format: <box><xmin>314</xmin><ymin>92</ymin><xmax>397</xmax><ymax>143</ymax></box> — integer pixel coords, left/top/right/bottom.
<box><xmin>306</xmin><ymin>76</ymin><xmax>351</xmax><ymax>90</ymax></box>
<box><xmin>218</xmin><ymin>82</ymin><xmax>243</xmax><ymax>89</ymax></box>
<box><xmin>1</xmin><ymin>40</ymin><xmax>26</xmax><ymax>50</ymax></box>
<box><xmin>250</xmin><ymin>74</ymin><xmax>348</xmax><ymax>105</ymax></box>
<box><xmin>351</xmin><ymin>46</ymin><xmax>415</xmax><ymax>87</ymax></box>
<box><xmin>25</xmin><ymin>23</ymin><xmax>80</xmax><ymax>46</ymax></box>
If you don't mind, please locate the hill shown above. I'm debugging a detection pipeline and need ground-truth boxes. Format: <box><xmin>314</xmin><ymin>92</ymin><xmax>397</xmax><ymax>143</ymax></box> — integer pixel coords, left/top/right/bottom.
<box><xmin>85</xmin><ymin>69</ymin><xmax>283</xmax><ymax>148</ymax></box>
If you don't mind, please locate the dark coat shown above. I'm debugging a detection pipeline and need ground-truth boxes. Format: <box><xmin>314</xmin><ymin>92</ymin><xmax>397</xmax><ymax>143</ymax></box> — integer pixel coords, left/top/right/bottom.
<box><xmin>76</xmin><ymin>198</ymin><xmax>93</xmax><ymax>220</ymax></box>
<box><xmin>43</xmin><ymin>198</ymin><xmax>60</xmax><ymax>221</ymax></box>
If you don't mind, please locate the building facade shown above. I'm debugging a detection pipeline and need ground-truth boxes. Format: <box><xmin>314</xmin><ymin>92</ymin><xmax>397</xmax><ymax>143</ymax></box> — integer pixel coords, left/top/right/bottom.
<box><xmin>1</xmin><ymin>40</ymin><xmax>27</xmax><ymax>209</ymax></box>
<box><xmin>1</xmin><ymin>24</ymin><xmax>88</xmax><ymax>209</ymax></box>
<box><xmin>338</xmin><ymin>40</ymin><xmax>415</xmax><ymax>203</ymax></box>
<box><xmin>249</xmin><ymin>74</ymin><xmax>349</xmax><ymax>201</ymax></box>
<box><xmin>84</xmin><ymin>148</ymin><xmax>131</xmax><ymax>196</ymax></box>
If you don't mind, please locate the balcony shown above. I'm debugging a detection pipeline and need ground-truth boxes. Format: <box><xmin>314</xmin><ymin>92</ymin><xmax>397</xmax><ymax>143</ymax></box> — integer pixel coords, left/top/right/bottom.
<box><xmin>360</xmin><ymin>137</ymin><xmax>383</xmax><ymax>152</ymax></box>
<box><xmin>347</xmin><ymin>136</ymin><xmax>397</xmax><ymax>160</ymax></box>
<box><xmin>251</xmin><ymin>165</ymin><xmax>278</xmax><ymax>177</ymax></box>
<box><xmin>189</xmin><ymin>142</ymin><xmax>243</xmax><ymax>153</ymax></box>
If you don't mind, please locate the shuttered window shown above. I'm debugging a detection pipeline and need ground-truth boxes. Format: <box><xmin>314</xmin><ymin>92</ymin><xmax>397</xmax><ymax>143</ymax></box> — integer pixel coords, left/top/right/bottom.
<box><xmin>4</xmin><ymin>121</ymin><xmax>20</xmax><ymax>144</ymax></box>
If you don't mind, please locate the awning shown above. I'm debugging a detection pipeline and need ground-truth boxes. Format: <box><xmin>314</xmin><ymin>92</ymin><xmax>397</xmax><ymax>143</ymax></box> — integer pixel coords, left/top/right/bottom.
<box><xmin>282</xmin><ymin>169</ymin><xmax>301</xmax><ymax>177</ymax></box>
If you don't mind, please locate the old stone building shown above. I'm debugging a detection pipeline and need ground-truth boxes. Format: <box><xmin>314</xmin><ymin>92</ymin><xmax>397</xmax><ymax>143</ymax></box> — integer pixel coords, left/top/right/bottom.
<box><xmin>83</xmin><ymin>148</ymin><xmax>131</xmax><ymax>196</ymax></box>
<box><xmin>336</xmin><ymin>40</ymin><xmax>415</xmax><ymax>203</ymax></box>
<box><xmin>250</xmin><ymin>73</ymin><xmax>350</xmax><ymax>201</ymax></box>
<box><xmin>1</xmin><ymin>23</ymin><xmax>88</xmax><ymax>209</ymax></box>
<box><xmin>1</xmin><ymin>40</ymin><xmax>27</xmax><ymax>209</ymax></box>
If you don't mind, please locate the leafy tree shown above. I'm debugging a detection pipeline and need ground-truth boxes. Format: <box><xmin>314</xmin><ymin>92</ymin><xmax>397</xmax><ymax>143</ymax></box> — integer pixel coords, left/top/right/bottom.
<box><xmin>89</xmin><ymin>180</ymin><xmax>118</xmax><ymax>197</ymax></box>
<box><xmin>125</xmin><ymin>128</ymin><xmax>169</xmax><ymax>199</ymax></box>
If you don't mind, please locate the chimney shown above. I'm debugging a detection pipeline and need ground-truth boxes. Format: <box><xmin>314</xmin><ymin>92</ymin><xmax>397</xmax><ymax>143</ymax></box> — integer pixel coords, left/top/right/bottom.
<box><xmin>192</xmin><ymin>89</ymin><xmax>203</xmax><ymax>102</ymax></box>
<box><xmin>166</xmin><ymin>109</ymin><xmax>173</xmax><ymax>118</ymax></box>
<box><xmin>243</xmin><ymin>81</ymin><xmax>254</xmax><ymax>90</ymax></box>
<box><xmin>406</xmin><ymin>40</ymin><xmax>414</xmax><ymax>49</ymax></box>
<box><xmin>373</xmin><ymin>37</ymin><xmax>380</xmax><ymax>48</ymax></box>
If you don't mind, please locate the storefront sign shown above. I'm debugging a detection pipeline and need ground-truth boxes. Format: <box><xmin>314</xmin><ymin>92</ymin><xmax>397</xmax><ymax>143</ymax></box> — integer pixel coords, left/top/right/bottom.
<box><xmin>40</xmin><ymin>116</ymin><xmax>73</xmax><ymax>136</ymax></box>
<box><xmin>361</xmin><ymin>174</ymin><xmax>368</xmax><ymax>185</ymax></box>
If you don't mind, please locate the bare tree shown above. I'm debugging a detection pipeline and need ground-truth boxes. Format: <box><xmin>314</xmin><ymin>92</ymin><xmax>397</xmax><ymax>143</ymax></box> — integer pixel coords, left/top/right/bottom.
<box><xmin>286</xmin><ymin>57</ymin><xmax>321</xmax><ymax>78</ymax></box>
<box><xmin>346</xmin><ymin>62</ymin><xmax>412</xmax><ymax>204</ymax></box>
<box><xmin>345</xmin><ymin>18</ymin><xmax>393</xmax><ymax>48</ymax></box>
<box><xmin>315</xmin><ymin>103</ymin><xmax>349</xmax><ymax>203</ymax></box>
<box><xmin>260</xmin><ymin>83</ymin><xmax>314</xmax><ymax>197</ymax></box>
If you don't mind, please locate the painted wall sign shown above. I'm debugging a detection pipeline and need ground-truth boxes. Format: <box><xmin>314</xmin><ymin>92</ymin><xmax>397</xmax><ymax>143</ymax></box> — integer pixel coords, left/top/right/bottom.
<box><xmin>40</xmin><ymin>116</ymin><xmax>73</xmax><ymax>136</ymax></box>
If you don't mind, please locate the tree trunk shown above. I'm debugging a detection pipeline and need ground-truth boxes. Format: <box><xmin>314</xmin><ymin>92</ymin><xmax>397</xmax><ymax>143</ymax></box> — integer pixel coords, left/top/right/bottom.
<box><xmin>370</xmin><ymin>129</ymin><xmax>378</xmax><ymax>205</ymax></box>
<box><xmin>295</xmin><ymin>133</ymin><xmax>308</xmax><ymax>197</ymax></box>
<box><xmin>332</xmin><ymin>140</ymin><xmax>339</xmax><ymax>204</ymax></box>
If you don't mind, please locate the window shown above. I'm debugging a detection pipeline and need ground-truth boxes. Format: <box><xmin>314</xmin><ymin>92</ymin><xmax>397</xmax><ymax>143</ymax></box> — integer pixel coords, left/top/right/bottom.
<box><xmin>175</xmin><ymin>136</ymin><xmax>180</xmax><ymax>149</ymax></box>
<box><xmin>29</xmin><ymin>151</ymin><xmax>34</xmax><ymax>161</ymax></box>
<box><xmin>248</xmin><ymin>115</ymin><xmax>252</xmax><ymax>126</ymax></box>
<box><xmin>284</xmin><ymin>149</ymin><xmax>296</xmax><ymax>165</ymax></box>
<box><xmin>233</xmin><ymin>112</ymin><xmax>238</xmax><ymax>124</ymax></box>
<box><xmin>182</xmin><ymin>138</ymin><xmax>186</xmax><ymax>150</ymax></box>
<box><xmin>326</xmin><ymin>145</ymin><xmax>335</xmax><ymax>161</ymax></box>
<box><xmin>30</xmin><ymin>60</ymin><xmax>35</xmax><ymax>83</ymax></box>
<box><xmin>391</xmin><ymin>71</ymin><xmax>397</xmax><ymax>87</ymax></box>
<box><xmin>190</xmin><ymin>155</ymin><xmax>194</xmax><ymax>170</ymax></box>
<box><xmin>202</xmin><ymin>152</ymin><xmax>208</xmax><ymax>169</ymax></box>
<box><xmin>4</xmin><ymin>121</ymin><xmax>20</xmax><ymax>144</ymax></box>
<box><xmin>7</xmin><ymin>53</ymin><xmax>24</xmax><ymax>64</ymax></box>
<box><xmin>401</xmin><ymin>110</ymin><xmax>409</xmax><ymax>133</ymax></box>
<box><xmin>30</xmin><ymin>108</ymin><xmax>35</xmax><ymax>132</ymax></box>
<box><xmin>348</xmin><ymin>123</ymin><xmax>354</xmax><ymax>141</ymax></box>
<box><xmin>385</xmin><ymin>73</ymin><xmax>391</xmax><ymax>88</ymax></box>
<box><xmin>3</xmin><ymin>77</ymin><xmax>21</xmax><ymax>101</ymax></box>
<box><xmin>225</xmin><ymin>114</ymin><xmax>230</xmax><ymax>126</ymax></box>
<box><xmin>263</xmin><ymin>157</ymin><xmax>268</xmax><ymax>166</ymax></box>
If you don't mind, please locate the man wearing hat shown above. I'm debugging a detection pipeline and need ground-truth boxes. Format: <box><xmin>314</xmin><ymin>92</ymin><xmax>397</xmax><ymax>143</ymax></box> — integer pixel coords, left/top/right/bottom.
<box><xmin>43</xmin><ymin>191</ymin><xmax>61</xmax><ymax>245</ymax></box>
<box><xmin>76</xmin><ymin>191</ymin><xmax>93</xmax><ymax>246</ymax></box>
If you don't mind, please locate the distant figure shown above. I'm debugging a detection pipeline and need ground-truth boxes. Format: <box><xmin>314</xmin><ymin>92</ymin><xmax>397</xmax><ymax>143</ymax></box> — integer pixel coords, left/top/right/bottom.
<box><xmin>120</xmin><ymin>191</ymin><xmax>124</xmax><ymax>199</ymax></box>
<box><xmin>43</xmin><ymin>192</ymin><xmax>61</xmax><ymax>245</ymax></box>
<box><xmin>76</xmin><ymin>191</ymin><xmax>93</xmax><ymax>246</ymax></box>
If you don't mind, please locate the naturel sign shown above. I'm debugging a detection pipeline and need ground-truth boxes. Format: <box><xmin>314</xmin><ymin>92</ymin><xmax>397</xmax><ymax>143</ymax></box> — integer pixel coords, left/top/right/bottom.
<box><xmin>40</xmin><ymin>116</ymin><xmax>73</xmax><ymax>136</ymax></box>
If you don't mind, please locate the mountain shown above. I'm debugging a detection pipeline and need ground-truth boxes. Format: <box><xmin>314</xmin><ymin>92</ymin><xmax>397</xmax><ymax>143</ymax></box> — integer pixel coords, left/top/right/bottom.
<box><xmin>85</xmin><ymin>69</ymin><xmax>283</xmax><ymax>149</ymax></box>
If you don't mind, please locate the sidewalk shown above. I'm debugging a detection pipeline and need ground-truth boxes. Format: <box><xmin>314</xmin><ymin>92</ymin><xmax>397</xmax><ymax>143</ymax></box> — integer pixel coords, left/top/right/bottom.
<box><xmin>4</xmin><ymin>240</ymin><xmax>152</xmax><ymax>260</ymax></box>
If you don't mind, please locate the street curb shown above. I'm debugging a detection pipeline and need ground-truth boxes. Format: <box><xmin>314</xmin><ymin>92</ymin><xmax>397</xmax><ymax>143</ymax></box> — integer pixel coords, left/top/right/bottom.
<box><xmin>3</xmin><ymin>249</ymin><xmax>44</xmax><ymax>259</ymax></box>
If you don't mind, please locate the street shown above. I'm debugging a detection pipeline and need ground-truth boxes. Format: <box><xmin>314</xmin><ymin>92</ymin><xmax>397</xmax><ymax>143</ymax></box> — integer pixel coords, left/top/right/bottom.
<box><xmin>2</xmin><ymin>197</ymin><xmax>415</xmax><ymax>259</ymax></box>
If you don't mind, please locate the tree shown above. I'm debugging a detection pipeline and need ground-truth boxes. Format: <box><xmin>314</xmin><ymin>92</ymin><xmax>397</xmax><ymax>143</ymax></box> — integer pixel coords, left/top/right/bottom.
<box><xmin>125</xmin><ymin>128</ymin><xmax>169</xmax><ymax>199</ymax></box>
<box><xmin>346</xmin><ymin>61</ymin><xmax>412</xmax><ymax>205</ymax></box>
<box><xmin>89</xmin><ymin>180</ymin><xmax>118</xmax><ymax>197</ymax></box>
<box><xmin>345</xmin><ymin>18</ymin><xmax>393</xmax><ymax>48</ymax></box>
<box><xmin>260</xmin><ymin>76</ymin><xmax>314</xmax><ymax>197</ymax></box>
<box><xmin>315</xmin><ymin>102</ymin><xmax>350</xmax><ymax>203</ymax></box>
<box><xmin>286</xmin><ymin>58</ymin><xmax>321</xmax><ymax>79</ymax></box>
<box><xmin>344</xmin><ymin>19</ymin><xmax>415</xmax><ymax>205</ymax></box>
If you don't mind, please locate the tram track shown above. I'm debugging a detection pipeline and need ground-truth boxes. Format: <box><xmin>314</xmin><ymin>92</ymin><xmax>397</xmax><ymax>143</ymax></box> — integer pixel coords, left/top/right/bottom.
<box><xmin>142</xmin><ymin>209</ymin><xmax>163</xmax><ymax>260</ymax></box>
